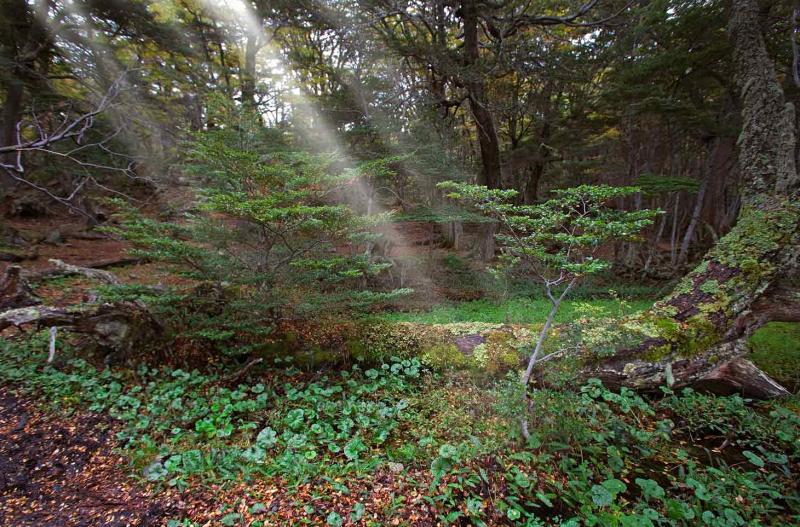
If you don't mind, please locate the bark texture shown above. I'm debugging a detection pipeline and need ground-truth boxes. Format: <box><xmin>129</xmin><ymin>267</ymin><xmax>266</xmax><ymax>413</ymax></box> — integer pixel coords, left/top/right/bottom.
<box><xmin>583</xmin><ymin>0</ymin><xmax>799</xmax><ymax>397</ymax></box>
<box><xmin>462</xmin><ymin>0</ymin><xmax>502</xmax><ymax>189</ymax></box>
<box><xmin>0</xmin><ymin>266</ymin><xmax>41</xmax><ymax>311</ymax></box>
<box><xmin>0</xmin><ymin>302</ymin><xmax>163</xmax><ymax>355</ymax></box>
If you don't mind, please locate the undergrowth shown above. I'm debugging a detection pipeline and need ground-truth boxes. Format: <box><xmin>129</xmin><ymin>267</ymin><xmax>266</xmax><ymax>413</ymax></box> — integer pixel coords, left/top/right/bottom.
<box><xmin>1</xmin><ymin>333</ymin><xmax>798</xmax><ymax>526</ymax></box>
<box><xmin>383</xmin><ymin>297</ymin><xmax>654</xmax><ymax>325</ymax></box>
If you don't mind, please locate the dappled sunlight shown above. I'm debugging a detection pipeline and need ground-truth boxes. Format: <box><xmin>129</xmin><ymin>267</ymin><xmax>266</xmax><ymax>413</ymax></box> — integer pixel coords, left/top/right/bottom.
<box><xmin>194</xmin><ymin>0</ymin><xmax>438</xmax><ymax>297</ymax></box>
<box><xmin>1</xmin><ymin>0</ymin><xmax>798</xmax><ymax>525</ymax></box>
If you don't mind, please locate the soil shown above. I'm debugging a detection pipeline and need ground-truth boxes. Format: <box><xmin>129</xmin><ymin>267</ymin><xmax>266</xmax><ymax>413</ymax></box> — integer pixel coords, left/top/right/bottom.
<box><xmin>0</xmin><ymin>388</ymin><xmax>175</xmax><ymax>526</ymax></box>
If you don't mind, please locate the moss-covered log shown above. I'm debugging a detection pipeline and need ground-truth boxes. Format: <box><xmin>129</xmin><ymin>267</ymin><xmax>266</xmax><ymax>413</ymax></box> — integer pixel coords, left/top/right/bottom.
<box><xmin>272</xmin><ymin>319</ymin><xmax>534</xmax><ymax>374</ymax></box>
<box><xmin>582</xmin><ymin>0</ymin><xmax>799</xmax><ymax>397</ymax></box>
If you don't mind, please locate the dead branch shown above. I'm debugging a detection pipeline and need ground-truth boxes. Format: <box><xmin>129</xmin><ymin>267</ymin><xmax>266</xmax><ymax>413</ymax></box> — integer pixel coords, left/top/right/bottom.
<box><xmin>48</xmin><ymin>326</ymin><xmax>57</xmax><ymax>363</ymax></box>
<box><xmin>0</xmin><ymin>72</ymin><xmax>144</xmax><ymax>221</ymax></box>
<box><xmin>47</xmin><ymin>258</ymin><xmax>122</xmax><ymax>285</ymax></box>
<box><xmin>22</xmin><ymin>257</ymin><xmax>141</xmax><ymax>282</ymax></box>
<box><xmin>220</xmin><ymin>357</ymin><xmax>264</xmax><ymax>385</ymax></box>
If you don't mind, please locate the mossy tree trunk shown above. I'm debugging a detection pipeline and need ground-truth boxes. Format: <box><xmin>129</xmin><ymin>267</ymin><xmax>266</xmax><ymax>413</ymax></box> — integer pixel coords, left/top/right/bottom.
<box><xmin>585</xmin><ymin>0</ymin><xmax>800</xmax><ymax>398</ymax></box>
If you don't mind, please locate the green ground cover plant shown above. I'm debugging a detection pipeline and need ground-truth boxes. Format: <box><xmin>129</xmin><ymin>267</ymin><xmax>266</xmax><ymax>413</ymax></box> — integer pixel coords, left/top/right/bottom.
<box><xmin>382</xmin><ymin>297</ymin><xmax>654</xmax><ymax>325</ymax></box>
<box><xmin>2</xmin><ymin>331</ymin><xmax>797</xmax><ymax>526</ymax></box>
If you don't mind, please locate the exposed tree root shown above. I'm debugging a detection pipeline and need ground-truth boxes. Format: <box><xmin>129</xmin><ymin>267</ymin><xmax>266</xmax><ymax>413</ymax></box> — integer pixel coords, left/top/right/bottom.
<box><xmin>0</xmin><ymin>266</ymin><xmax>41</xmax><ymax>311</ymax></box>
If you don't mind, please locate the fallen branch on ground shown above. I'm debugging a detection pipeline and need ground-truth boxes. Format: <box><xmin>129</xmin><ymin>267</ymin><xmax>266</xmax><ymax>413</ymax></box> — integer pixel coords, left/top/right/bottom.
<box><xmin>221</xmin><ymin>358</ymin><xmax>264</xmax><ymax>385</ymax></box>
<box><xmin>46</xmin><ymin>259</ymin><xmax>122</xmax><ymax>285</ymax></box>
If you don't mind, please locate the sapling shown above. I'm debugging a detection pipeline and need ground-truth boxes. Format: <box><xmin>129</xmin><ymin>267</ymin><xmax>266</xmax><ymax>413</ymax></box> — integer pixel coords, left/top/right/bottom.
<box><xmin>438</xmin><ymin>182</ymin><xmax>659</xmax><ymax>439</ymax></box>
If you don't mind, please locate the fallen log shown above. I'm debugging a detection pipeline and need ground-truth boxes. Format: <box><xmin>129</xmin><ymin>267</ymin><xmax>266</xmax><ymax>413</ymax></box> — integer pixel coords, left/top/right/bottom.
<box><xmin>580</xmin><ymin>0</ymin><xmax>799</xmax><ymax>401</ymax></box>
<box><xmin>587</xmin><ymin>337</ymin><xmax>791</xmax><ymax>399</ymax></box>
<box><xmin>0</xmin><ymin>301</ymin><xmax>163</xmax><ymax>355</ymax></box>
<box><xmin>0</xmin><ymin>247</ymin><xmax>37</xmax><ymax>262</ymax></box>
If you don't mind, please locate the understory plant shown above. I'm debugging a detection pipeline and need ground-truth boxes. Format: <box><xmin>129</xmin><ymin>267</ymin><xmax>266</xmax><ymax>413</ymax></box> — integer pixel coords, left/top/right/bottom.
<box><xmin>108</xmin><ymin>108</ymin><xmax>408</xmax><ymax>357</ymax></box>
<box><xmin>439</xmin><ymin>182</ymin><xmax>659</xmax><ymax>438</ymax></box>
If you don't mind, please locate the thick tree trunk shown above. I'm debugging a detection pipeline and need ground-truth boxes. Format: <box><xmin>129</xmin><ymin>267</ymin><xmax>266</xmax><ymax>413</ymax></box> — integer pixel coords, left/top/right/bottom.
<box><xmin>1</xmin><ymin>82</ymin><xmax>23</xmax><ymax>169</ymax></box>
<box><xmin>1</xmin><ymin>0</ymin><xmax>51</xmax><ymax>192</ymax></box>
<box><xmin>462</xmin><ymin>0</ymin><xmax>502</xmax><ymax>189</ymax></box>
<box><xmin>1</xmin><ymin>0</ymin><xmax>29</xmax><ymax>190</ymax></box>
<box><xmin>524</xmin><ymin>122</ymin><xmax>551</xmax><ymax>204</ymax></box>
<box><xmin>583</xmin><ymin>0</ymin><xmax>799</xmax><ymax>397</ymax></box>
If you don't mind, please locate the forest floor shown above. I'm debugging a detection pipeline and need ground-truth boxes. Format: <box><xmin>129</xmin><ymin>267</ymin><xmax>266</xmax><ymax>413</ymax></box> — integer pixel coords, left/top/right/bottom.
<box><xmin>2</xmin><ymin>213</ymin><xmax>800</xmax><ymax>526</ymax></box>
<box><xmin>0</xmin><ymin>387</ymin><xmax>174</xmax><ymax>526</ymax></box>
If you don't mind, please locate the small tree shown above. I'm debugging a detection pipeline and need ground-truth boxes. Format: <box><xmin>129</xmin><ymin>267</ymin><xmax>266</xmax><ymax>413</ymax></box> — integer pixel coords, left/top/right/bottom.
<box><xmin>439</xmin><ymin>182</ymin><xmax>659</xmax><ymax>439</ymax></box>
<box><xmin>110</xmin><ymin>116</ymin><xmax>408</xmax><ymax>357</ymax></box>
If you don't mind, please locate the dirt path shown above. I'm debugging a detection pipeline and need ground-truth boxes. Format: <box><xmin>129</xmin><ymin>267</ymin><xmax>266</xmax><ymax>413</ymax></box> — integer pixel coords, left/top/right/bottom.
<box><xmin>0</xmin><ymin>388</ymin><xmax>174</xmax><ymax>526</ymax></box>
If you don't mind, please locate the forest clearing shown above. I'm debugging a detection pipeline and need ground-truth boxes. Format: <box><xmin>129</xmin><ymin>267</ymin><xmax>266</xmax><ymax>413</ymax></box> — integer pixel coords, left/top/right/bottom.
<box><xmin>1</xmin><ymin>0</ymin><xmax>799</xmax><ymax>525</ymax></box>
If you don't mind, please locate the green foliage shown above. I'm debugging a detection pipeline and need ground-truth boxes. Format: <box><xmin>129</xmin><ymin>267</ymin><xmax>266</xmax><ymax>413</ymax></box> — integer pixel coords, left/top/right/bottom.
<box><xmin>636</xmin><ymin>173</ymin><xmax>701</xmax><ymax>195</ymax></box>
<box><xmin>384</xmin><ymin>297</ymin><xmax>653</xmax><ymax>325</ymax></box>
<box><xmin>439</xmin><ymin>183</ymin><xmax>660</xmax><ymax>280</ymax></box>
<box><xmin>2</xmin><ymin>333</ymin><xmax>798</xmax><ymax>525</ymax></box>
<box><xmin>423</xmin><ymin>377</ymin><xmax>800</xmax><ymax>526</ymax></box>
<box><xmin>0</xmin><ymin>334</ymin><xmax>422</xmax><ymax>487</ymax></box>
<box><xmin>108</xmin><ymin>117</ymin><xmax>408</xmax><ymax>356</ymax></box>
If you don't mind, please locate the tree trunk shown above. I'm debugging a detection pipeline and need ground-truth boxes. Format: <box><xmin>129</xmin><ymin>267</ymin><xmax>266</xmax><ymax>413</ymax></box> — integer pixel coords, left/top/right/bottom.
<box><xmin>462</xmin><ymin>0</ymin><xmax>502</xmax><ymax>189</ymax></box>
<box><xmin>1</xmin><ymin>81</ymin><xmax>23</xmax><ymax>171</ymax></box>
<box><xmin>582</xmin><ymin>0</ymin><xmax>799</xmax><ymax>398</ymax></box>
<box><xmin>1</xmin><ymin>0</ymin><xmax>54</xmax><ymax>197</ymax></box>
<box><xmin>678</xmin><ymin>138</ymin><xmax>720</xmax><ymax>266</ymax></box>
<box><xmin>480</xmin><ymin>221</ymin><xmax>497</xmax><ymax>262</ymax></box>
<box><xmin>524</xmin><ymin>121</ymin><xmax>551</xmax><ymax>204</ymax></box>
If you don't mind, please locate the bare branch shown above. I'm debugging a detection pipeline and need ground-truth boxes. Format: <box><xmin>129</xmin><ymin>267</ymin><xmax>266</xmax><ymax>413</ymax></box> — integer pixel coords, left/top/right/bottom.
<box><xmin>499</xmin><ymin>0</ymin><xmax>632</xmax><ymax>38</ymax></box>
<box><xmin>0</xmin><ymin>72</ymin><xmax>142</xmax><ymax>220</ymax></box>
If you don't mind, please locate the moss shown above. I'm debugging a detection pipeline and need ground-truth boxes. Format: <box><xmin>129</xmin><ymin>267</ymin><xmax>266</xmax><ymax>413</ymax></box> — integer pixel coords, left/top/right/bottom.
<box><xmin>651</xmin><ymin>316</ymin><xmax>681</xmax><ymax>336</ymax></box>
<box><xmin>444</xmin><ymin>322</ymin><xmax>504</xmax><ymax>335</ymax></box>
<box><xmin>356</xmin><ymin>322</ymin><xmax>424</xmax><ymax>361</ymax></box>
<box><xmin>640</xmin><ymin>343</ymin><xmax>673</xmax><ymax>363</ymax></box>
<box><xmin>711</xmin><ymin>204</ymin><xmax>798</xmax><ymax>285</ymax></box>
<box><xmin>472</xmin><ymin>343</ymin><xmax>489</xmax><ymax>369</ymax></box>
<box><xmin>294</xmin><ymin>346</ymin><xmax>341</xmax><ymax>368</ymax></box>
<box><xmin>460</xmin><ymin>331</ymin><xmax>524</xmax><ymax>375</ymax></box>
<box><xmin>699</xmin><ymin>279</ymin><xmax>721</xmax><ymax>295</ymax></box>
<box><xmin>420</xmin><ymin>343</ymin><xmax>468</xmax><ymax>370</ymax></box>
<box><xmin>677</xmin><ymin>316</ymin><xmax>722</xmax><ymax>358</ymax></box>
<box><xmin>749</xmin><ymin>322</ymin><xmax>800</xmax><ymax>392</ymax></box>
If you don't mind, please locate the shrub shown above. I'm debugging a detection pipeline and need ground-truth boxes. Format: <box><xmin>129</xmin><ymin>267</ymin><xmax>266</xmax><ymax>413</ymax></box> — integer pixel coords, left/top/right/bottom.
<box><xmin>108</xmin><ymin>109</ymin><xmax>408</xmax><ymax>357</ymax></box>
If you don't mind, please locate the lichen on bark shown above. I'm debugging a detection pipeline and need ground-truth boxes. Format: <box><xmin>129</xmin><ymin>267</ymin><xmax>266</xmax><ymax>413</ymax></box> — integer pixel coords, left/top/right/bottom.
<box><xmin>579</xmin><ymin>0</ymin><xmax>799</xmax><ymax>397</ymax></box>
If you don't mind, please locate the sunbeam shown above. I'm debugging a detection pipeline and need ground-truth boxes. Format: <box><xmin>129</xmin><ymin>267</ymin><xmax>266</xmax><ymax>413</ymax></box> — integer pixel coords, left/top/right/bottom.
<box><xmin>194</xmin><ymin>0</ymin><xmax>436</xmax><ymax>295</ymax></box>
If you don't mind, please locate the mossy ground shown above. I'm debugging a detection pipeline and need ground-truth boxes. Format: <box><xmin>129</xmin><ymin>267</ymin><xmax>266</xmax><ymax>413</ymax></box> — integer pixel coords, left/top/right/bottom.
<box><xmin>382</xmin><ymin>297</ymin><xmax>653</xmax><ymax>325</ymax></box>
<box><xmin>749</xmin><ymin>322</ymin><xmax>800</xmax><ymax>392</ymax></box>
